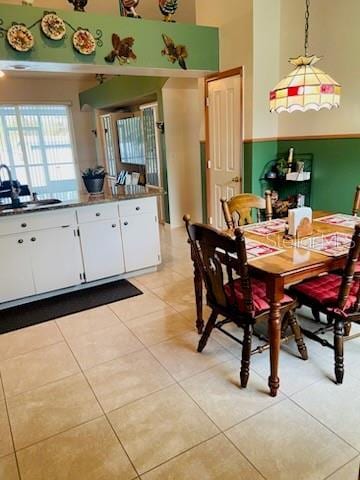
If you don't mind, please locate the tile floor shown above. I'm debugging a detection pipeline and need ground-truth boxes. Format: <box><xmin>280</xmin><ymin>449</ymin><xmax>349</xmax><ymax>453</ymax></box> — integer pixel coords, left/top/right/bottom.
<box><xmin>0</xmin><ymin>226</ymin><xmax>359</xmax><ymax>479</ymax></box>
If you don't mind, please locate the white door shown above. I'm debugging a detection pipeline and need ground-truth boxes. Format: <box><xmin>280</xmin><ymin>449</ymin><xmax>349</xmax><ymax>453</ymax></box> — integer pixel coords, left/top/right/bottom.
<box><xmin>31</xmin><ymin>227</ymin><xmax>82</xmax><ymax>294</ymax></box>
<box><xmin>79</xmin><ymin>220</ymin><xmax>125</xmax><ymax>282</ymax></box>
<box><xmin>207</xmin><ymin>74</ymin><xmax>242</xmax><ymax>229</ymax></box>
<box><xmin>121</xmin><ymin>213</ymin><xmax>161</xmax><ymax>272</ymax></box>
<box><xmin>0</xmin><ymin>233</ymin><xmax>35</xmax><ymax>303</ymax></box>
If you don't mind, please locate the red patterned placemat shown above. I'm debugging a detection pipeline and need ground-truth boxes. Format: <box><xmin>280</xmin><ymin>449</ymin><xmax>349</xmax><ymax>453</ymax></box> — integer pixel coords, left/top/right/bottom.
<box><xmin>243</xmin><ymin>219</ymin><xmax>287</xmax><ymax>236</ymax></box>
<box><xmin>296</xmin><ymin>232</ymin><xmax>352</xmax><ymax>257</ymax></box>
<box><xmin>315</xmin><ymin>214</ymin><xmax>358</xmax><ymax>229</ymax></box>
<box><xmin>246</xmin><ymin>239</ymin><xmax>284</xmax><ymax>260</ymax></box>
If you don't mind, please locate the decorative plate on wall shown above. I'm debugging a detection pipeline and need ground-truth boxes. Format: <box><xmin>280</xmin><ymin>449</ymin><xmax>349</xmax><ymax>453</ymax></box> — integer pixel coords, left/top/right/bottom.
<box><xmin>72</xmin><ymin>29</ymin><xmax>96</xmax><ymax>55</ymax></box>
<box><xmin>41</xmin><ymin>14</ymin><xmax>66</xmax><ymax>41</ymax></box>
<box><xmin>7</xmin><ymin>24</ymin><xmax>34</xmax><ymax>52</ymax></box>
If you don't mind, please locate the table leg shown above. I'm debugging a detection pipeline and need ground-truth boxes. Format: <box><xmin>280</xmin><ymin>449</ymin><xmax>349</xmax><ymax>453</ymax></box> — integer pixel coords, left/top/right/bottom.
<box><xmin>267</xmin><ymin>277</ymin><xmax>284</xmax><ymax>397</ymax></box>
<box><xmin>191</xmin><ymin>246</ymin><xmax>204</xmax><ymax>334</ymax></box>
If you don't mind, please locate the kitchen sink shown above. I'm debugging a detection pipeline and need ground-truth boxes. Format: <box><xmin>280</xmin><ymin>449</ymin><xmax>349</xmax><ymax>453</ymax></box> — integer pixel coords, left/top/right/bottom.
<box><xmin>0</xmin><ymin>198</ymin><xmax>62</xmax><ymax>212</ymax></box>
<box><xmin>28</xmin><ymin>199</ymin><xmax>62</xmax><ymax>207</ymax></box>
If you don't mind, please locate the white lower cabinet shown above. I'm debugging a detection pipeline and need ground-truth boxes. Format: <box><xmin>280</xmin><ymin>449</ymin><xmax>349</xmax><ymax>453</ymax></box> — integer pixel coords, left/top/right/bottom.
<box><xmin>30</xmin><ymin>227</ymin><xmax>83</xmax><ymax>294</ymax></box>
<box><xmin>0</xmin><ymin>227</ymin><xmax>82</xmax><ymax>303</ymax></box>
<box><xmin>79</xmin><ymin>220</ymin><xmax>125</xmax><ymax>282</ymax></box>
<box><xmin>0</xmin><ymin>196</ymin><xmax>161</xmax><ymax>305</ymax></box>
<box><xmin>121</xmin><ymin>213</ymin><xmax>161</xmax><ymax>272</ymax></box>
<box><xmin>0</xmin><ymin>233</ymin><xmax>35</xmax><ymax>303</ymax></box>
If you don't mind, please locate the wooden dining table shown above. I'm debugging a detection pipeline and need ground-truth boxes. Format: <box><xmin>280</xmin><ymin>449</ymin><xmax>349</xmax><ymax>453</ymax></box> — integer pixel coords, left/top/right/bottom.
<box><xmin>191</xmin><ymin>211</ymin><xmax>358</xmax><ymax>397</ymax></box>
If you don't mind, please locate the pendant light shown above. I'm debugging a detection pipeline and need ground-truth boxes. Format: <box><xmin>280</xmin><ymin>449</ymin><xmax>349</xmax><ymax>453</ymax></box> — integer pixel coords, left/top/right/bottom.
<box><xmin>270</xmin><ymin>0</ymin><xmax>341</xmax><ymax>113</ymax></box>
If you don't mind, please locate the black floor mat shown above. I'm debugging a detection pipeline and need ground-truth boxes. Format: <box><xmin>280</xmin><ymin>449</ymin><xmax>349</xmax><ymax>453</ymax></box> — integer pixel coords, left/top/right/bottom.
<box><xmin>0</xmin><ymin>280</ymin><xmax>142</xmax><ymax>335</ymax></box>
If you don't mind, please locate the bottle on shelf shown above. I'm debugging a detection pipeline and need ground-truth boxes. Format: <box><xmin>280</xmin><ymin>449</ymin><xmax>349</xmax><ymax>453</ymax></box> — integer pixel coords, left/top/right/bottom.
<box><xmin>287</xmin><ymin>147</ymin><xmax>294</xmax><ymax>174</ymax></box>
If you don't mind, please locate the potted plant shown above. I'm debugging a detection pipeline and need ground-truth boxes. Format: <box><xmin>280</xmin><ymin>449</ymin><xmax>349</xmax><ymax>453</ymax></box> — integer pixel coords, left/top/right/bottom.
<box><xmin>82</xmin><ymin>166</ymin><xmax>106</xmax><ymax>194</ymax></box>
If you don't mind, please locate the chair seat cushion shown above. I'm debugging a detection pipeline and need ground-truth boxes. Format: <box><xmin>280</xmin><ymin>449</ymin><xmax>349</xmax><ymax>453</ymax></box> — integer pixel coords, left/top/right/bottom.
<box><xmin>290</xmin><ymin>273</ymin><xmax>359</xmax><ymax>317</ymax></box>
<box><xmin>225</xmin><ymin>278</ymin><xmax>294</xmax><ymax>316</ymax></box>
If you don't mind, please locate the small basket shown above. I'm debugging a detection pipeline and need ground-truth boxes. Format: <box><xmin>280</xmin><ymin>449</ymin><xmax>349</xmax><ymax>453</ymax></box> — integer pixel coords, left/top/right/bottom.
<box><xmin>82</xmin><ymin>176</ymin><xmax>105</xmax><ymax>195</ymax></box>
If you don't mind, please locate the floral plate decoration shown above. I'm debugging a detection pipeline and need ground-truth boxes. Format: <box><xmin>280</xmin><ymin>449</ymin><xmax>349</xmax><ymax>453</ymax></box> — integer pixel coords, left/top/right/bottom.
<box><xmin>7</xmin><ymin>24</ymin><xmax>34</xmax><ymax>52</ymax></box>
<box><xmin>41</xmin><ymin>13</ymin><xmax>66</xmax><ymax>41</ymax></box>
<box><xmin>72</xmin><ymin>29</ymin><xmax>96</xmax><ymax>55</ymax></box>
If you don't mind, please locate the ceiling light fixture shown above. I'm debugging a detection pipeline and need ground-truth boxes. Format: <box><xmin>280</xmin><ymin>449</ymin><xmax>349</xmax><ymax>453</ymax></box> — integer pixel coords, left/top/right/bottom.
<box><xmin>270</xmin><ymin>0</ymin><xmax>341</xmax><ymax>113</ymax></box>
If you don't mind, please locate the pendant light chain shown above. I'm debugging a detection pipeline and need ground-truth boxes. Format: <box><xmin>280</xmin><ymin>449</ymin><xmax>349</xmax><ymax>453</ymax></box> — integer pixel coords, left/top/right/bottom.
<box><xmin>304</xmin><ymin>0</ymin><xmax>310</xmax><ymax>56</ymax></box>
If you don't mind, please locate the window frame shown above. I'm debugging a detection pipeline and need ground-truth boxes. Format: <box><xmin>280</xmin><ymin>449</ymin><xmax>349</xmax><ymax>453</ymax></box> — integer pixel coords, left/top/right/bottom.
<box><xmin>0</xmin><ymin>101</ymin><xmax>81</xmax><ymax>198</ymax></box>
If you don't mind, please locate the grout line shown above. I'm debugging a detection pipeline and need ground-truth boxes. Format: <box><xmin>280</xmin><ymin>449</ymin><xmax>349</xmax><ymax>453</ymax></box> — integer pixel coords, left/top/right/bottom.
<box><xmin>2</xmin><ymin>371</ymin><xmax>81</xmax><ymax>401</ymax></box>
<box><xmin>0</xmin><ymin>373</ymin><xmax>22</xmax><ymax>480</ymax></box>
<box><xmin>288</xmin><ymin>396</ymin><xmax>360</xmax><ymax>454</ymax></box>
<box><xmin>57</xmin><ymin>324</ymin><xmax>141</xmax><ymax>478</ymax></box>
<box><xmin>323</xmin><ymin>454</ymin><xmax>360</xmax><ymax>480</ymax></box>
<box><xmin>13</xmin><ymin>414</ymin><xmax>104</xmax><ymax>455</ymax></box>
<box><xmin>223</xmin><ymin>434</ymin><xmax>268</xmax><ymax>480</ymax></box>
<box><xmin>0</xmin><ymin>338</ymin><xmax>64</xmax><ymax>364</ymax></box>
<box><xmin>136</xmin><ymin>432</ymin><xmax>222</xmax><ymax>477</ymax></box>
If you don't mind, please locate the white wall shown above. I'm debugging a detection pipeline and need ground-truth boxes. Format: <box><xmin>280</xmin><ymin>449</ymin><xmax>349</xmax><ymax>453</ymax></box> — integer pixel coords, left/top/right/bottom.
<box><xmin>1</xmin><ymin>0</ymin><xmax>196</xmax><ymax>22</ymax></box>
<box><xmin>0</xmin><ymin>75</ymin><xmax>97</xmax><ymax>178</ymax></box>
<box><xmin>252</xmin><ymin>0</ymin><xmax>280</xmax><ymax>140</ymax></box>
<box><xmin>278</xmin><ymin>0</ymin><xmax>360</xmax><ymax>137</ymax></box>
<box><xmin>196</xmin><ymin>0</ymin><xmax>254</xmax><ymax>139</ymax></box>
<box><xmin>162</xmin><ymin>78</ymin><xmax>202</xmax><ymax>226</ymax></box>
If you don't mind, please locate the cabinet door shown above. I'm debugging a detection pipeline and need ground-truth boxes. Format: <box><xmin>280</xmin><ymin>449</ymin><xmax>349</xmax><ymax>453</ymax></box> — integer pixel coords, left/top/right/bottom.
<box><xmin>79</xmin><ymin>220</ymin><xmax>125</xmax><ymax>282</ymax></box>
<box><xmin>0</xmin><ymin>233</ymin><xmax>35</xmax><ymax>303</ymax></box>
<box><xmin>31</xmin><ymin>227</ymin><xmax>83</xmax><ymax>294</ymax></box>
<box><xmin>121</xmin><ymin>213</ymin><xmax>161</xmax><ymax>272</ymax></box>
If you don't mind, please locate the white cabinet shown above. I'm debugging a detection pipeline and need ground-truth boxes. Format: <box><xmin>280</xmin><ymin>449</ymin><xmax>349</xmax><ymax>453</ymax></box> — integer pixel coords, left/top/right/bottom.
<box><xmin>79</xmin><ymin>220</ymin><xmax>125</xmax><ymax>282</ymax></box>
<box><xmin>0</xmin><ymin>227</ymin><xmax>82</xmax><ymax>303</ymax></box>
<box><xmin>121</xmin><ymin>213</ymin><xmax>161</xmax><ymax>272</ymax></box>
<box><xmin>0</xmin><ymin>196</ymin><xmax>161</xmax><ymax>305</ymax></box>
<box><xmin>31</xmin><ymin>227</ymin><xmax>82</xmax><ymax>294</ymax></box>
<box><xmin>0</xmin><ymin>233</ymin><xmax>35</xmax><ymax>303</ymax></box>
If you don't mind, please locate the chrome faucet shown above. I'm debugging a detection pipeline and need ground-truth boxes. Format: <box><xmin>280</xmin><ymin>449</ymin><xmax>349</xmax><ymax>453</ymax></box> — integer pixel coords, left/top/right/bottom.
<box><xmin>0</xmin><ymin>164</ymin><xmax>21</xmax><ymax>207</ymax></box>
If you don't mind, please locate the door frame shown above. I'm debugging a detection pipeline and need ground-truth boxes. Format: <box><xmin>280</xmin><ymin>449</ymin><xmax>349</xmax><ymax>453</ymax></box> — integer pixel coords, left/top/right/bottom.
<box><xmin>204</xmin><ymin>66</ymin><xmax>244</xmax><ymax>224</ymax></box>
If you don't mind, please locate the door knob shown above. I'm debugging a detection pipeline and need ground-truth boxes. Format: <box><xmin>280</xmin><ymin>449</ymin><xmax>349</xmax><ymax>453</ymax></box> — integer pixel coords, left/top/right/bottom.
<box><xmin>231</xmin><ymin>176</ymin><xmax>241</xmax><ymax>183</ymax></box>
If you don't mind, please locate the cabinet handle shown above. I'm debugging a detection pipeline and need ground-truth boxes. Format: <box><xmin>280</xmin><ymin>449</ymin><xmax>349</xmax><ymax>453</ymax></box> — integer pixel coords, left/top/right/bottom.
<box><xmin>112</xmin><ymin>224</ymin><xmax>117</xmax><ymax>228</ymax></box>
<box><xmin>124</xmin><ymin>221</ymin><xmax>128</xmax><ymax>226</ymax></box>
<box><xmin>96</xmin><ymin>212</ymin><xmax>101</xmax><ymax>217</ymax></box>
<box><xmin>30</xmin><ymin>237</ymin><xmax>36</xmax><ymax>242</ymax></box>
<box><xmin>136</xmin><ymin>206</ymin><xmax>141</xmax><ymax>211</ymax></box>
<box><xmin>21</xmin><ymin>223</ymin><xmax>27</xmax><ymax>228</ymax></box>
<box><xmin>18</xmin><ymin>239</ymin><xmax>24</xmax><ymax>244</ymax></box>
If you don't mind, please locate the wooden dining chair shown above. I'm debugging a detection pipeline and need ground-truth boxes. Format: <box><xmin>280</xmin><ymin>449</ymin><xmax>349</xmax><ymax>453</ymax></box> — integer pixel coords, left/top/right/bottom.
<box><xmin>221</xmin><ymin>191</ymin><xmax>273</xmax><ymax>228</ymax></box>
<box><xmin>289</xmin><ymin>224</ymin><xmax>360</xmax><ymax>384</ymax></box>
<box><xmin>183</xmin><ymin>214</ymin><xmax>308</xmax><ymax>389</ymax></box>
<box><xmin>352</xmin><ymin>185</ymin><xmax>360</xmax><ymax>216</ymax></box>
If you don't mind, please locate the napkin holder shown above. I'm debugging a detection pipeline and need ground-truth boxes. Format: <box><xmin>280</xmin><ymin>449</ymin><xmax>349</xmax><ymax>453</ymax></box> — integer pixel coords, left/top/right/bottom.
<box><xmin>288</xmin><ymin>207</ymin><xmax>313</xmax><ymax>238</ymax></box>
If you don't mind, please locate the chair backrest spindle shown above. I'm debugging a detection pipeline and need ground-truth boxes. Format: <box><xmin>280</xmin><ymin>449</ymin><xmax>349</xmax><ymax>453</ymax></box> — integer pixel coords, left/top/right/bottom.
<box><xmin>338</xmin><ymin>224</ymin><xmax>360</xmax><ymax>311</ymax></box>
<box><xmin>352</xmin><ymin>185</ymin><xmax>360</xmax><ymax>216</ymax></box>
<box><xmin>183</xmin><ymin>215</ymin><xmax>254</xmax><ymax>315</ymax></box>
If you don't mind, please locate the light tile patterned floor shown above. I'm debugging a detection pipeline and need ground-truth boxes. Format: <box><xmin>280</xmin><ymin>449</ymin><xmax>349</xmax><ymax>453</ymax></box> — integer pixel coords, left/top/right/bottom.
<box><xmin>0</xmin><ymin>226</ymin><xmax>359</xmax><ymax>479</ymax></box>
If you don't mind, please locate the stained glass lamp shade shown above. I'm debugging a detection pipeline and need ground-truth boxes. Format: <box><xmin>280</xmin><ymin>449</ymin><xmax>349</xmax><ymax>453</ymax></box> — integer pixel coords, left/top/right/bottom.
<box><xmin>270</xmin><ymin>55</ymin><xmax>341</xmax><ymax>113</ymax></box>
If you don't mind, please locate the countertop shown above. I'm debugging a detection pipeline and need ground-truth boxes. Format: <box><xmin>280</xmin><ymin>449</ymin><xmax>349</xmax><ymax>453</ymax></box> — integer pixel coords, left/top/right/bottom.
<box><xmin>0</xmin><ymin>186</ymin><xmax>163</xmax><ymax>218</ymax></box>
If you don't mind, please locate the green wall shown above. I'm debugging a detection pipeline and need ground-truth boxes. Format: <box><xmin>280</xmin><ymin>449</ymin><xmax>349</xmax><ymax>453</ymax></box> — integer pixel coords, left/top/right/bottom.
<box><xmin>244</xmin><ymin>140</ymin><xmax>278</xmax><ymax>195</ymax></box>
<box><xmin>244</xmin><ymin>137</ymin><xmax>360</xmax><ymax>215</ymax></box>
<box><xmin>0</xmin><ymin>4</ymin><xmax>219</xmax><ymax>74</ymax></box>
<box><xmin>80</xmin><ymin>76</ymin><xmax>168</xmax><ymax>109</ymax></box>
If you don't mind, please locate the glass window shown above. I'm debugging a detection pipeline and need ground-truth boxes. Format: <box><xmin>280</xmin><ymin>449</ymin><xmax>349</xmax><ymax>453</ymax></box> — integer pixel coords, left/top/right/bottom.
<box><xmin>0</xmin><ymin>104</ymin><xmax>78</xmax><ymax>200</ymax></box>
